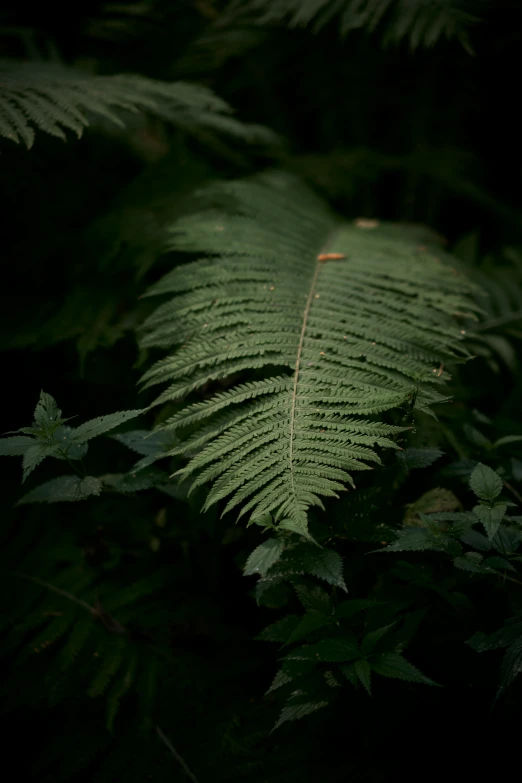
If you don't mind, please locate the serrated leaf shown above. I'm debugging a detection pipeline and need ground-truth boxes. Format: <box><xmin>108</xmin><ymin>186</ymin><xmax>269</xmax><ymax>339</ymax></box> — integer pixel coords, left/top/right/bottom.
<box><xmin>52</xmin><ymin>425</ymin><xmax>89</xmax><ymax>461</ymax></box>
<box><xmin>492</xmin><ymin>526</ymin><xmax>521</xmax><ymax>555</ymax></box>
<box><xmin>467</xmin><ymin>621</ymin><xmax>522</xmax><ymax>652</ymax></box>
<box><xmin>101</xmin><ymin>468</ymin><xmax>168</xmax><ymax>494</ymax></box>
<box><xmin>112</xmin><ymin>429</ymin><xmax>179</xmax><ymax>470</ymax></box>
<box><xmin>354</xmin><ymin>659</ymin><xmax>372</xmax><ymax>695</ymax></box>
<box><xmin>267</xmin><ymin>544</ymin><xmax>347</xmax><ymax>590</ymax></box>
<box><xmin>394</xmin><ymin>609</ymin><xmax>427</xmax><ymax>652</ymax></box>
<box><xmin>284</xmin><ymin>611</ymin><xmax>330</xmax><ymax>646</ymax></box>
<box><xmin>272</xmin><ymin>699</ymin><xmax>329</xmax><ymax>730</ymax></box>
<box><xmin>71</xmin><ymin>409</ymin><xmax>146</xmax><ymax>444</ymax></box>
<box><xmin>396</xmin><ymin>447</ymin><xmax>444</xmax><ymax>470</ymax></box>
<box><xmin>482</xmin><ymin>556</ymin><xmax>516</xmax><ymax>573</ymax></box>
<box><xmin>340</xmin><ymin>662</ymin><xmax>358</xmax><ymax>687</ymax></box>
<box><xmin>473</xmin><ymin>503</ymin><xmax>507</xmax><ymax>540</ymax></box>
<box><xmin>18</xmin><ymin>475</ymin><xmax>103</xmax><ymax>504</ymax></box>
<box><xmin>254</xmin><ymin>576</ymin><xmax>287</xmax><ymax>606</ymax></box>
<box><xmin>22</xmin><ymin>440</ymin><xmax>61</xmax><ymax>482</ymax></box>
<box><xmin>294</xmin><ymin>585</ymin><xmax>331</xmax><ymax>613</ymax></box>
<box><xmin>287</xmin><ymin>635</ymin><xmax>360</xmax><ymax>663</ymax></box>
<box><xmin>266</xmin><ymin>667</ymin><xmax>294</xmax><ymax>693</ymax></box>
<box><xmin>280</xmin><ymin>655</ymin><xmax>317</xmax><ymax>680</ymax></box>
<box><xmin>377</xmin><ymin>528</ymin><xmax>440</xmax><ymax>553</ymax></box>
<box><xmin>278</xmin><ymin>518</ymin><xmax>316</xmax><ymax>541</ymax></box>
<box><xmin>453</xmin><ymin>552</ymin><xmax>485</xmax><ymax>573</ymax></box>
<box><xmin>249</xmin><ymin>512</ymin><xmax>274</xmax><ymax>529</ymax></box>
<box><xmin>361</xmin><ymin>623</ymin><xmax>397</xmax><ymax>655</ymax></box>
<box><xmin>257</xmin><ymin>615</ymin><xmax>300</xmax><ymax>642</ymax></box>
<box><xmin>370</xmin><ymin>653</ymin><xmax>437</xmax><ymax>685</ymax></box>
<box><xmin>0</xmin><ymin>436</ymin><xmax>34</xmax><ymax>456</ymax></box>
<box><xmin>497</xmin><ymin>639</ymin><xmax>522</xmax><ymax>700</ymax></box>
<box><xmin>33</xmin><ymin>391</ymin><xmax>65</xmax><ymax>433</ymax></box>
<box><xmin>469</xmin><ymin>463</ymin><xmax>503</xmax><ymax>502</ymax></box>
<box><xmin>244</xmin><ymin>537</ymin><xmax>285</xmax><ymax>577</ymax></box>
<box><xmin>334</xmin><ymin>599</ymin><xmax>384</xmax><ymax>619</ymax></box>
<box><xmin>323</xmin><ymin>669</ymin><xmax>341</xmax><ymax>688</ymax></box>
<box><xmin>460</xmin><ymin>528</ymin><xmax>491</xmax><ymax>551</ymax></box>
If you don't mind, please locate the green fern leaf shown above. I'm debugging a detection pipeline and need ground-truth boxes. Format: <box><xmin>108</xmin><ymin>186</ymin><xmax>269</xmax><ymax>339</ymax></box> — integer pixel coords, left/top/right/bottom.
<box><xmin>0</xmin><ymin>61</ymin><xmax>279</xmax><ymax>149</ymax></box>
<box><xmin>88</xmin><ymin>637</ymin><xmax>127</xmax><ymax>698</ymax></box>
<box><xmin>106</xmin><ymin>650</ymin><xmax>140</xmax><ymax>732</ymax></box>
<box><xmin>139</xmin><ymin>172</ymin><xmax>476</xmax><ymax>535</ymax></box>
<box><xmin>28</xmin><ymin>614</ymin><xmax>77</xmax><ymax>655</ymax></box>
<box><xmin>56</xmin><ymin>617</ymin><xmax>95</xmax><ymax>671</ymax></box>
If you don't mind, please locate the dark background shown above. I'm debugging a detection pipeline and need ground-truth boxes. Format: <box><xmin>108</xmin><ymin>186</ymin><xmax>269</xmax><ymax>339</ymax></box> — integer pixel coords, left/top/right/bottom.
<box><xmin>1</xmin><ymin>2</ymin><xmax>522</xmax><ymax>780</ymax></box>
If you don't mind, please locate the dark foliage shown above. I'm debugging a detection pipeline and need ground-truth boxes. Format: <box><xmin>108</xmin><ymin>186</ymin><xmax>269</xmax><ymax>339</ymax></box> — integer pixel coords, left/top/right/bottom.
<box><xmin>2</xmin><ymin>1</ymin><xmax>522</xmax><ymax>780</ymax></box>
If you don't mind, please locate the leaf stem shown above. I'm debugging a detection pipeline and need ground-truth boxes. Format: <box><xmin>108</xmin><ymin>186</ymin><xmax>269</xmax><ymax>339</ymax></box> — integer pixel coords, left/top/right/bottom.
<box><xmin>156</xmin><ymin>726</ymin><xmax>200</xmax><ymax>783</ymax></box>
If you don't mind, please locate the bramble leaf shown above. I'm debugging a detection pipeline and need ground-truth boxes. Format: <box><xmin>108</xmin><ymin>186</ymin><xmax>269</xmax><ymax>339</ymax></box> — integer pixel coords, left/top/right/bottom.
<box><xmin>472</xmin><ymin>503</ymin><xmax>507</xmax><ymax>540</ymax></box>
<box><xmin>370</xmin><ymin>653</ymin><xmax>437</xmax><ymax>685</ymax></box>
<box><xmin>469</xmin><ymin>463</ymin><xmax>503</xmax><ymax>502</ymax></box>
<box><xmin>18</xmin><ymin>475</ymin><xmax>103</xmax><ymax>504</ymax></box>
<box><xmin>244</xmin><ymin>537</ymin><xmax>285</xmax><ymax>577</ymax></box>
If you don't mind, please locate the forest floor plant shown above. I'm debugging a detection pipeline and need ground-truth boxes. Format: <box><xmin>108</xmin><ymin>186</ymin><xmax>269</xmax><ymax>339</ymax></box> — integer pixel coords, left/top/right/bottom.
<box><xmin>2</xmin><ymin>1</ymin><xmax>522</xmax><ymax>781</ymax></box>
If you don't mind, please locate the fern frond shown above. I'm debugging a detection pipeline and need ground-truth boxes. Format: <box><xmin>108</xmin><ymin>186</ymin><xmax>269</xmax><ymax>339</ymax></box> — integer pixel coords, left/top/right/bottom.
<box><xmin>224</xmin><ymin>0</ymin><xmax>479</xmax><ymax>51</ymax></box>
<box><xmin>139</xmin><ymin>171</ymin><xmax>477</xmax><ymax>535</ymax></box>
<box><xmin>0</xmin><ymin>60</ymin><xmax>278</xmax><ymax>148</ymax></box>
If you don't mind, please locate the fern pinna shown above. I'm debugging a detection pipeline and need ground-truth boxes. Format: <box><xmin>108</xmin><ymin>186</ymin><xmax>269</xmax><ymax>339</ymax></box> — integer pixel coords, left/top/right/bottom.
<box><xmin>139</xmin><ymin>171</ymin><xmax>478</xmax><ymax>536</ymax></box>
<box><xmin>224</xmin><ymin>0</ymin><xmax>477</xmax><ymax>51</ymax></box>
